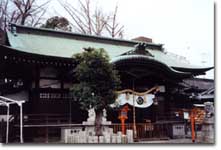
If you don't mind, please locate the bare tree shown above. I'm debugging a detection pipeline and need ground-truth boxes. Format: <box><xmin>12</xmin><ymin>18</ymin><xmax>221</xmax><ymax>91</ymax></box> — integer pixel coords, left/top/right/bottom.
<box><xmin>59</xmin><ymin>0</ymin><xmax>124</xmax><ymax>38</ymax></box>
<box><xmin>0</xmin><ymin>0</ymin><xmax>50</xmax><ymax>31</ymax></box>
<box><xmin>0</xmin><ymin>0</ymin><xmax>10</xmax><ymax>30</ymax></box>
<box><xmin>106</xmin><ymin>5</ymin><xmax>124</xmax><ymax>38</ymax></box>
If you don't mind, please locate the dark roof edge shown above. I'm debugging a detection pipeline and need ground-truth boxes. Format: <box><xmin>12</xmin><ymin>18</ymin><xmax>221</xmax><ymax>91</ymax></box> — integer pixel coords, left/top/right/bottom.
<box><xmin>0</xmin><ymin>44</ymin><xmax>74</xmax><ymax>61</ymax></box>
<box><xmin>184</xmin><ymin>77</ymin><xmax>214</xmax><ymax>82</ymax></box>
<box><xmin>10</xmin><ymin>23</ymin><xmax>163</xmax><ymax>49</ymax></box>
<box><xmin>172</xmin><ymin>66</ymin><xmax>214</xmax><ymax>74</ymax></box>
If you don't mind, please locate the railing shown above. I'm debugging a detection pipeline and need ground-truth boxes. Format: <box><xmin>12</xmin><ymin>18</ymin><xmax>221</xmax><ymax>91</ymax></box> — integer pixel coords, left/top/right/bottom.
<box><xmin>17</xmin><ymin>122</ymin><xmax>172</xmax><ymax>142</ymax></box>
<box><xmin>7</xmin><ymin>113</ymin><xmax>188</xmax><ymax>142</ymax></box>
<box><xmin>111</xmin><ymin>122</ymin><xmax>171</xmax><ymax>139</ymax></box>
<box><xmin>23</xmin><ymin>114</ymin><xmax>71</xmax><ymax>125</ymax></box>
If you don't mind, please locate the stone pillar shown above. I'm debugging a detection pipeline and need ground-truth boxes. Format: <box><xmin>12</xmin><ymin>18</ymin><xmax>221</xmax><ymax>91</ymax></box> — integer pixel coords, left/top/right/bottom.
<box><xmin>93</xmin><ymin>136</ymin><xmax>98</xmax><ymax>143</ymax></box>
<box><xmin>74</xmin><ymin>135</ymin><xmax>80</xmax><ymax>143</ymax></box>
<box><xmin>79</xmin><ymin>131</ymin><xmax>87</xmax><ymax>143</ymax></box>
<box><xmin>117</xmin><ymin>131</ymin><xmax>122</xmax><ymax>143</ymax></box>
<box><xmin>99</xmin><ymin>136</ymin><xmax>105</xmax><ymax>143</ymax></box>
<box><xmin>121</xmin><ymin>135</ymin><xmax>127</xmax><ymax>144</ymax></box>
<box><xmin>88</xmin><ymin>136</ymin><xmax>94</xmax><ymax>143</ymax></box>
<box><xmin>111</xmin><ymin>134</ymin><xmax>117</xmax><ymax>143</ymax></box>
<box><xmin>201</xmin><ymin>102</ymin><xmax>214</xmax><ymax>143</ymax></box>
<box><xmin>104</xmin><ymin>134</ymin><xmax>111</xmax><ymax>143</ymax></box>
<box><xmin>126</xmin><ymin>129</ymin><xmax>134</xmax><ymax>143</ymax></box>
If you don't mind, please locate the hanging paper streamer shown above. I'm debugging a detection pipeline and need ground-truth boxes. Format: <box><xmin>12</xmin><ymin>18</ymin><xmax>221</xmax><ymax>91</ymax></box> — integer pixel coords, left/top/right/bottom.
<box><xmin>116</xmin><ymin>93</ymin><xmax>155</xmax><ymax>108</ymax></box>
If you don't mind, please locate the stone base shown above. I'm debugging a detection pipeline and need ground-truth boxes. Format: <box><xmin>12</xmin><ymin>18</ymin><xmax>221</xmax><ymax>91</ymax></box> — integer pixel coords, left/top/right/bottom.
<box><xmin>82</xmin><ymin>121</ymin><xmax>95</xmax><ymax>125</ymax></box>
<box><xmin>82</xmin><ymin>121</ymin><xmax>111</xmax><ymax>125</ymax></box>
<box><xmin>61</xmin><ymin>127</ymin><xmax>134</xmax><ymax>143</ymax></box>
<box><xmin>102</xmin><ymin>121</ymin><xmax>112</xmax><ymax>125</ymax></box>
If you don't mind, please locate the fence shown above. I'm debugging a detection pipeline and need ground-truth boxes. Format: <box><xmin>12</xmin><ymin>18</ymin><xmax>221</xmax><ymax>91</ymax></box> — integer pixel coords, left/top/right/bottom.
<box><xmin>111</xmin><ymin>122</ymin><xmax>171</xmax><ymax>139</ymax></box>
<box><xmin>1</xmin><ymin>113</ymin><xmax>189</xmax><ymax>143</ymax></box>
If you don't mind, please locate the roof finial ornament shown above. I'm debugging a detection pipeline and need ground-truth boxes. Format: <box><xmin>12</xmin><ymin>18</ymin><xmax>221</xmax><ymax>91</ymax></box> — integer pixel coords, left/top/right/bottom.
<box><xmin>120</xmin><ymin>42</ymin><xmax>154</xmax><ymax>56</ymax></box>
<box><xmin>133</xmin><ymin>43</ymin><xmax>154</xmax><ymax>56</ymax></box>
<box><xmin>83</xmin><ymin>47</ymin><xmax>94</xmax><ymax>52</ymax></box>
<box><xmin>135</xmin><ymin>43</ymin><xmax>146</xmax><ymax>51</ymax></box>
<box><xmin>11</xmin><ymin>24</ymin><xmax>17</xmax><ymax>36</ymax></box>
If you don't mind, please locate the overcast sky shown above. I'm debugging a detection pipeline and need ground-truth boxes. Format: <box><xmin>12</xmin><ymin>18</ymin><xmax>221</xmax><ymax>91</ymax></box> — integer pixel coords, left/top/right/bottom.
<box><xmin>47</xmin><ymin>0</ymin><xmax>214</xmax><ymax>79</ymax></box>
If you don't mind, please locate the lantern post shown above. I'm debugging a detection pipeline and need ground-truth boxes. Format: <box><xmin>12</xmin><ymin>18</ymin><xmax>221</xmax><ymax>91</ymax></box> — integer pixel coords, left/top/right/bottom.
<box><xmin>118</xmin><ymin>105</ymin><xmax>130</xmax><ymax>135</ymax></box>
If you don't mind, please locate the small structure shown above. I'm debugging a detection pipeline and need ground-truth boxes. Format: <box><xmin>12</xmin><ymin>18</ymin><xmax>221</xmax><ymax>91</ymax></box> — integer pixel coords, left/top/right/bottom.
<box><xmin>0</xmin><ymin>96</ymin><xmax>25</xmax><ymax>143</ymax></box>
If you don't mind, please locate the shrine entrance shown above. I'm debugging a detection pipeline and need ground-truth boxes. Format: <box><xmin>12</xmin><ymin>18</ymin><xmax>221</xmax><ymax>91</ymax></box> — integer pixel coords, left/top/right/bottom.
<box><xmin>108</xmin><ymin>52</ymin><xmax>190</xmax><ymax>140</ymax></box>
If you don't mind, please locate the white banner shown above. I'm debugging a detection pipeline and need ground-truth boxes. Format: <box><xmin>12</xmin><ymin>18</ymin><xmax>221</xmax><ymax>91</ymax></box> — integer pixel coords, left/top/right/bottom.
<box><xmin>115</xmin><ymin>93</ymin><xmax>155</xmax><ymax>108</ymax></box>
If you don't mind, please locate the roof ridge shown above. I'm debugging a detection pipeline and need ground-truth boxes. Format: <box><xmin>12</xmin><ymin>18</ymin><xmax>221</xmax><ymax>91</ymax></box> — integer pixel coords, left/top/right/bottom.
<box><xmin>9</xmin><ymin>23</ymin><xmax>163</xmax><ymax>49</ymax></box>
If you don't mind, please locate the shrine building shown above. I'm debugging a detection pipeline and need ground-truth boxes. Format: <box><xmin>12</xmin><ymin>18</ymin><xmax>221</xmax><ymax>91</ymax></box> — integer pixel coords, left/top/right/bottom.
<box><xmin>0</xmin><ymin>24</ymin><xmax>214</xmax><ymax>143</ymax></box>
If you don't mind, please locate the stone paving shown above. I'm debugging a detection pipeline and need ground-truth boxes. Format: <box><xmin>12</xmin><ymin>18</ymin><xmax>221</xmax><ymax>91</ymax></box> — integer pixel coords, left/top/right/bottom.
<box><xmin>136</xmin><ymin>138</ymin><xmax>198</xmax><ymax>144</ymax></box>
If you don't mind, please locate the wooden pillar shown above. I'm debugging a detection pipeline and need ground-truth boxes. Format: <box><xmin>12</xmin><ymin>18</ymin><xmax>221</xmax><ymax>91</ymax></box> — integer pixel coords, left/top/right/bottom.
<box><xmin>6</xmin><ymin>104</ymin><xmax>9</xmax><ymax>144</ymax></box>
<box><xmin>190</xmin><ymin>109</ymin><xmax>195</xmax><ymax>143</ymax></box>
<box><xmin>35</xmin><ymin>66</ymin><xmax>40</xmax><ymax>89</ymax></box>
<box><xmin>61</xmin><ymin>78</ymin><xmax>64</xmax><ymax>89</ymax></box>
<box><xmin>132</xmin><ymin>99</ymin><xmax>137</xmax><ymax>138</ymax></box>
<box><xmin>45</xmin><ymin>115</ymin><xmax>49</xmax><ymax>143</ymax></box>
<box><xmin>34</xmin><ymin>66</ymin><xmax>40</xmax><ymax>113</ymax></box>
<box><xmin>45</xmin><ymin>127</ymin><xmax>49</xmax><ymax>143</ymax></box>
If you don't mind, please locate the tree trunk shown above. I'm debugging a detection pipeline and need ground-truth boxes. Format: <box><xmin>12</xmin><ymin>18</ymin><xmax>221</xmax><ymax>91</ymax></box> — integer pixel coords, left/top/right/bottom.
<box><xmin>95</xmin><ymin>109</ymin><xmax>103</xmax><ymax>136</ymax></box>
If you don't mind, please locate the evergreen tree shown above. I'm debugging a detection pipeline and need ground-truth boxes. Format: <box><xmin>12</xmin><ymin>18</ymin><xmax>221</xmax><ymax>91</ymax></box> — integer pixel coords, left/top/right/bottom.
<box><xmin>71</xmin><ymin>48</ymin><xmax>121</xmax><ymax>136</ymax></box>
<box><xmin>41</xmin><ymin>16</ymin><xmax>72</xmax><ymax>31</ymax></box>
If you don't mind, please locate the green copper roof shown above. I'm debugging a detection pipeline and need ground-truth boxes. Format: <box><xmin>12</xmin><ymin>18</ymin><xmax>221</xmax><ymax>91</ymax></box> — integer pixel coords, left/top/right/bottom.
<box><xmin>5</xmin><ymin>24</ymin><xmax>212</xmax><ymax>71</ymax></box>
<box><xmin>7</xmin><ymin>31</ymin><xmax>133</xmax><ymax>59</ymax></box>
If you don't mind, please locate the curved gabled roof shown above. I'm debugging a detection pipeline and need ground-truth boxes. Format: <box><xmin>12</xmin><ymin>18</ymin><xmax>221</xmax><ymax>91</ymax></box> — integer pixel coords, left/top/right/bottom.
<box><xmin>111</xmin><ymin>46</ymin><xmax>213</xmax><ymax>76</ymax></box>
<box><xmin>111</xmin><ymin>55</ymin><xmax>192</xmax><ymax>78</ymax></box>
